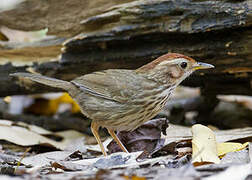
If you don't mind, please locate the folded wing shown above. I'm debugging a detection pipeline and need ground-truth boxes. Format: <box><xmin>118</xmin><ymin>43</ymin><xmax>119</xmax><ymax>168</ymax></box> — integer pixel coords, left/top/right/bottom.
<box><xmin>71</xmin><ymin>69</ymin><xmax>151</xmax><ymax>103</ymax></box>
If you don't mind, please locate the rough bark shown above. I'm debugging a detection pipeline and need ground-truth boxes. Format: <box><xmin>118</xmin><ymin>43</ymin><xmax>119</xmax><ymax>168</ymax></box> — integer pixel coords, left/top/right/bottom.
<box><xmin>0</xmin><ymin>0</ymin><xmax>251</xmax><ymax>96</ymax></box>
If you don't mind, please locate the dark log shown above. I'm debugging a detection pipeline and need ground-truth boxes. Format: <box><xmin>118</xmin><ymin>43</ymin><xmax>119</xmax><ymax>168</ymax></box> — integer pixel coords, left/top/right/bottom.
<box><xmin>0</xmin><ymin>0</ymin><xmax>251</xmax><ymax>97</ymax></box>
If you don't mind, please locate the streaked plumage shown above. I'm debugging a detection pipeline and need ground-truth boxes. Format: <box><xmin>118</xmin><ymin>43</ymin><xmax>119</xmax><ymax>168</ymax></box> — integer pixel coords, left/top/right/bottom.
<box><xmin>10</xmin><ymin>53</ymin><xmax>214</xmax><ymax>156</ymax></box>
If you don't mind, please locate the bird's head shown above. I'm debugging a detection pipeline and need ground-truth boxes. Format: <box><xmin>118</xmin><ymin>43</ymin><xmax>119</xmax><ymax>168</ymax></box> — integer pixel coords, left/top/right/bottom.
<box><xmin>136</xmin><ymin>53</ymin><xmax>214</xmax><ymax>85</ymax></box>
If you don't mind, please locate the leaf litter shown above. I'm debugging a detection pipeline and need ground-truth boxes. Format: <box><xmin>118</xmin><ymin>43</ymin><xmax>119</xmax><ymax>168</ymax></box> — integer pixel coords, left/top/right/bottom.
<box><xmin>0</xmin><ymin>120</ymin><xmax>85</xmax><ymax>150</ymax></box>
<box><xmin>1</xmin><ymin>117</ymin><xmax>252</xmax><ymax>179</ymax></box>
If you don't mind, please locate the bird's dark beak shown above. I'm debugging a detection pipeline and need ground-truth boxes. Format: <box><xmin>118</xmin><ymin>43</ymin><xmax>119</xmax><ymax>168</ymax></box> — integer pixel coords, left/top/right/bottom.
<box><xmin>193</xmin><ymin>62</ymin><xmax>214</xmax><ymax>70</ymax></box>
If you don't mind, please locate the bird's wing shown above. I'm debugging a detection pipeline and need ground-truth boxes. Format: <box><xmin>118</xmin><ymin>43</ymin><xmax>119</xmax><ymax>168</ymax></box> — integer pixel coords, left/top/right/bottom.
<box><xmin>71</xmin><ymin>69</ymin><xmax>148</xmax><ymax>103</ymax></box>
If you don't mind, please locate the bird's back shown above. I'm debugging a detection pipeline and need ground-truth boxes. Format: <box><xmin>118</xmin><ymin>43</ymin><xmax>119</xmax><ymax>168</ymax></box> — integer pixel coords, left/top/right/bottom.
<box><xmin>69</xmin><ymin>69</ymin><xmax>172</xmax><ymax>131</ymax></box>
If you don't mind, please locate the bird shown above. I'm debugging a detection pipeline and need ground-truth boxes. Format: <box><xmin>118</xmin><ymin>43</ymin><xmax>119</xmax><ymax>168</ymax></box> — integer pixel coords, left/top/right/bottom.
<box><xmin>10</xmin><ymin>53</ymin><xmax>214</xmax><ymax>156</ymax></box>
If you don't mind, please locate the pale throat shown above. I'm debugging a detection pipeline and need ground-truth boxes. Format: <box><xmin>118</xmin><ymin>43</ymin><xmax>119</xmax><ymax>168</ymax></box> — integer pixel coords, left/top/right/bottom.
<box><xmin>159</xmin><ymin>85</ymin><xmax>176</xmax><ymax>97</ymax></box>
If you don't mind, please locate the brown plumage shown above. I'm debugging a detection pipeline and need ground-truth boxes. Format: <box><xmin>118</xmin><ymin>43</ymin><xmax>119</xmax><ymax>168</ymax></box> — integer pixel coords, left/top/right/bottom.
<box><xmin>10</xmin><ymin>53</ymin><xmax>214</xmax><ymax>156</ymax></box>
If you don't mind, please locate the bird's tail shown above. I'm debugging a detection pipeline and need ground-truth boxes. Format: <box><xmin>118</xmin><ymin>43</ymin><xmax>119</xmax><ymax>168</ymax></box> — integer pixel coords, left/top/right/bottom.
<box><xmin>10</xmin><ymin>73</ymin><xmax>74</xmax><ymax>91</ymax></box>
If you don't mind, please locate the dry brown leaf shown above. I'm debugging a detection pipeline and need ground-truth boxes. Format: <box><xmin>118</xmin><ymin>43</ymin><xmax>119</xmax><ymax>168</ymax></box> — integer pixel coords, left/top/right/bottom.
<box><xmin>107</xmin><ymin>118</ymin><xmax>168</xmax><ymax>155</ymax></box>
<box><xmin>191</xmin><ymin>124</ymin><xmax>220</xmax><ymax>165</ymax></box>
<box><xmin>51</xmin><ymin>161</ymin><xmax>85</xmax><ymax>171</ymax></box>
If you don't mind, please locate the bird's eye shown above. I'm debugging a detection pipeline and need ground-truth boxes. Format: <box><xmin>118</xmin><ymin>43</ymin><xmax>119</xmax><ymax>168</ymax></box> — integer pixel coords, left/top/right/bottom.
<box><xmin>180</xmin><ymin>62</ymin><xmax>187</xmax><ymax>69</ymax></box>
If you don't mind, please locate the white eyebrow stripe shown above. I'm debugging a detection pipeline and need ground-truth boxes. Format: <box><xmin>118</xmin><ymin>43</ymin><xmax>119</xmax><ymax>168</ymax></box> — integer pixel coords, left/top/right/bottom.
<box><xmin>158</xmin><ymin>58</ymin><xmax>188</xmax><ymax>66</ymax></box>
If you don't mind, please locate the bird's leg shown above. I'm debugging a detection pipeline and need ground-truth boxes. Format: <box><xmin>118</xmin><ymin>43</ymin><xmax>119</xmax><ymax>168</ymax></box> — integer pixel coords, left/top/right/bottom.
<box><xmin>91</xmin><ymin>122</ymin><xmax>107</xmax><ymax>156</ymax></box>
<box><xmin>107</xmin><ymin>129</ymin><xmax>129</xmax><ymax>153</ymax></box>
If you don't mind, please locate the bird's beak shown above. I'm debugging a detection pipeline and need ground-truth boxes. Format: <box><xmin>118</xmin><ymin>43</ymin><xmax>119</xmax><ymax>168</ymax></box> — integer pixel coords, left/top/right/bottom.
<box><xmin>193</xmin><ymin>62</ymin><xmax>214</xmax><ymax>70</ymax></box>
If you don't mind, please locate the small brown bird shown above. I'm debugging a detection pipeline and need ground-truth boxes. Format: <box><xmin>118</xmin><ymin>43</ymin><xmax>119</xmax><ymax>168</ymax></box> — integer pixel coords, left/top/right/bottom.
<box><xmin>11</xmin><ymin>53</ymin><xmax>214</xmax><ymax>156</ymax></box>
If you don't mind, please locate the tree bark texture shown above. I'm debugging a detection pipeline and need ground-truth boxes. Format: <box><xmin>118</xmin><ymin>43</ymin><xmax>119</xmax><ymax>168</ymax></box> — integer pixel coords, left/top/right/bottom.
<box><xmin>0</xmin><ymin>0</ymin><xmax>251</xmax><ymax>96</ymax></box>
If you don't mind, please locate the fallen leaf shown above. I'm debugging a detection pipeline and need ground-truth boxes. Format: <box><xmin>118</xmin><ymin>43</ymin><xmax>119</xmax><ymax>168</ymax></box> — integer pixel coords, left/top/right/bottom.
<box><xmin>93</xmin><ymin>154</ymin><xmax>130</xmax><ymax>169</ymax></box>
<box><xmin>72</xmin><ymin>151</ymin><xmax>167</xmax><ymax>169</ymax></box>
<box><xmin>191</xmin><ymin>124</ymin><xmax>220</xmax><ymax>165</ymax></box>
<box><xmin>162</xmin><ymin>124</ymin><xmax>252</xmax><ymax>147</ymax></box>
<box><xmin>162</xmin><ymin>124</ymin><xmax>192</xmax><ymax>145</ymax></box>
<box><xmin>0</xmin><ymin>120</ymin><xmax>52</xmax><ymax>135</ymax></box>
<box><xmin>86</xmin><ymin>138</ymin><xmax>112</xmax><ymax>154</ymax></box>
<box><xmin>217</xmin><ymin>142</ymin><xmax>249</xmax><ymax>157</ymax></box>
<box><xmin>107</xmin><ymin>118</ymin><xmax>168</xmax><ymax>155</ymax></box>
<box><xmin>22</xmin><ymin>151</ymin><xmax>74</xmax><ymax>167</ymax></box>
<box><xmin>51</xmin><ymin>161</ymin><xmax>85</xmax><ymax>171</ymax></box>
<box><xmin>123</xmin><ymin>175</ymin><xmax>146</xmax><ymax>180</ymax></box>
<box><xmin>0</xmin><ymin>120</ymin><xmax>85</xmax><ymax>150</ymax></box>
<box><xmin>71</xmin><ymin>152</ymin><xmax>141</xmax><ymax>168</ymax></box>
<box><xmin>0</xmin><ymin>124</ymin><xmax>62</xmax><ymax>149</ymax></box>
<box><xmin>54</xmin><ymin>130</ymin><xmax>86</xmax><ymax>152</ymax></box>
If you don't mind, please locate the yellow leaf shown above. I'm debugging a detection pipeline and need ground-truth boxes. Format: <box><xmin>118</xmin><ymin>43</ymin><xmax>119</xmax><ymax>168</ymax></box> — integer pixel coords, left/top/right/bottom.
<box><xmin>124</xmin><ymin>175</ymin><xmax>146</xmax><ymax>180</ymax></box>
<box><xmin>192</xmin><ymin>124</ymin><xmax>220</xmax><ymax>165</ymax></box>
<box><xmin>58</xmin><ymin>93</ymin><xmax>80</xmax><ymax>113</ymax></box>
<box><xmin>25</xmin><ymin>93</ymin><xmax>80</xmax><ymax>115</ymax></box>
<box><xmin>217</xmin><ymin>142</ymin><xmax>249</xmax><ymax>157</ymax></box>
